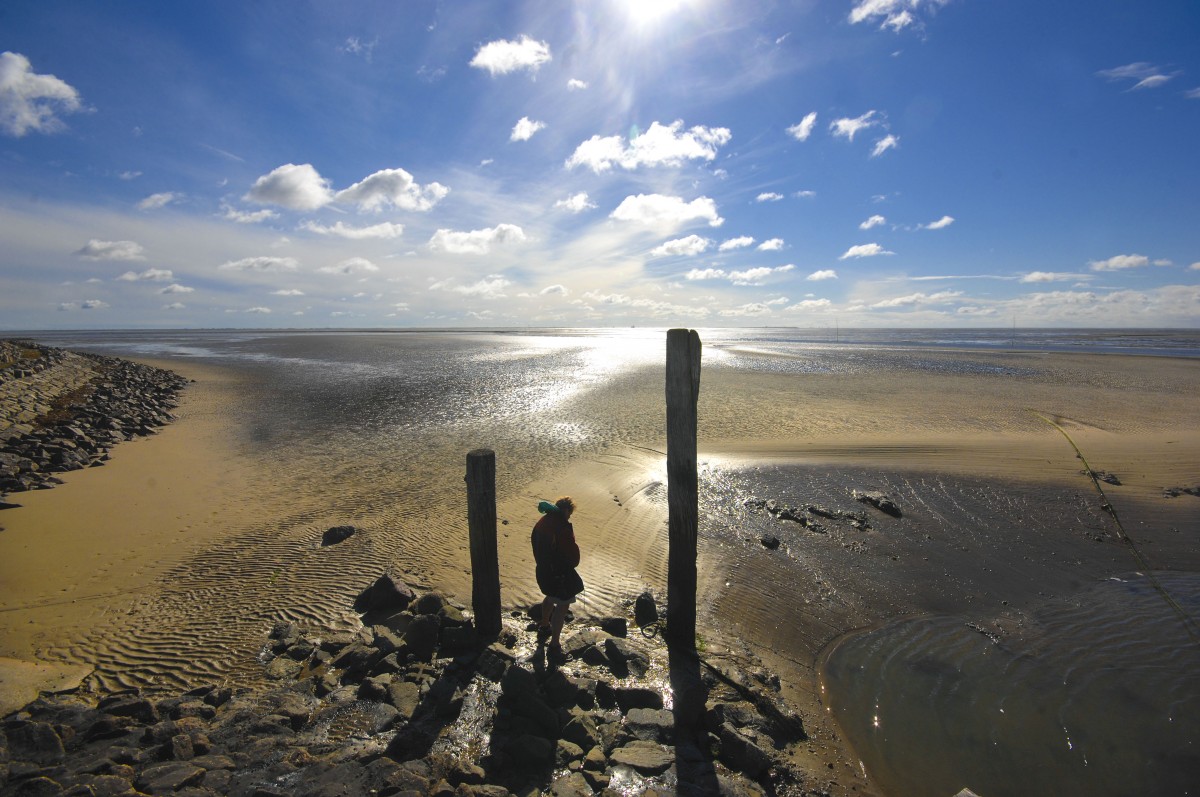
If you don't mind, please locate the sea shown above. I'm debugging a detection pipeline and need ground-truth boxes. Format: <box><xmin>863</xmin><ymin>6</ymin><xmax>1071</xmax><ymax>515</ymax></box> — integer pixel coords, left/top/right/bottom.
<box><xmin>9</xmin><ymin>327</ymin><xmax>1200</xmax><ymax>797</ymax></box>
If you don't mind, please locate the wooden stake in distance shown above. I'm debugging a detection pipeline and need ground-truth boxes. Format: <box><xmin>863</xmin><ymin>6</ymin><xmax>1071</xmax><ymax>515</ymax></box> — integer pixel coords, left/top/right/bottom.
<box><xmin>665</xmin><ymin>329</ymin><xmax>701</xmax><ymax>650</ymax></box>
<box><xmin>466</xmin><ymin>448</ymin><xmax>501</xmax><ymax>637</ymax></box>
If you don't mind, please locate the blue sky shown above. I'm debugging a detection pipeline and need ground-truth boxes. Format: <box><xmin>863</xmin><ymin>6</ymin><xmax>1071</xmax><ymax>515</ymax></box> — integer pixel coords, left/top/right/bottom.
<box><xmin>2</xmin><ymin>0</ymin><xmax>1198</xmax><ymax>329</ymax></box>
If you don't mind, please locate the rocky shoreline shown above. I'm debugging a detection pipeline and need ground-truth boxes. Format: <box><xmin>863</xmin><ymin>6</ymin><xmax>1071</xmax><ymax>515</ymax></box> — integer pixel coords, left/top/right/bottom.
<box><xmin>2</xmin><ymin>569</ymin><xmax>822</xmax><ymax>797</ymax></box>
<box><xmin>0</xmin><ymin>340</ymin><xmax>189</xmax><ymax>501</ymax></box>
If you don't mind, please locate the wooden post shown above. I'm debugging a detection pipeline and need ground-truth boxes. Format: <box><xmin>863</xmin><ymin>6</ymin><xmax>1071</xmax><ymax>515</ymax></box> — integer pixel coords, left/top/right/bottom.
<box><xmin>666</xmin><ymin>329</ymin><xmax>701</xmax><ymax>650</ymax></box>
<box><xmin>466</xmin><ymin>448</ymin><xmax>501</xmax><ymax>637</ymax></box>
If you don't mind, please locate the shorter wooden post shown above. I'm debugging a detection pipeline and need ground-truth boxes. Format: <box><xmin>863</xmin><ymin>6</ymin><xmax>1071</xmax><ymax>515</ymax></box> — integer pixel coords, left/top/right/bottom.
<box><xmin>666</xmin><ymin>328</ymin><xmax>701</xmax><ymax>650</ymax></box>
<box><xmin>466</xmin><ymin>448</ymin><xmax>501</xmax><ymax>637</ymax></box>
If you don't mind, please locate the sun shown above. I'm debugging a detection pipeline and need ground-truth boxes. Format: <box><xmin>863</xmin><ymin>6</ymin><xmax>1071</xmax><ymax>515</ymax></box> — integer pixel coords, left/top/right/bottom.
<box><xmin>613</xmin><ymin>0</ymin><xmax>698</xmax><ymax>31</ymax></box>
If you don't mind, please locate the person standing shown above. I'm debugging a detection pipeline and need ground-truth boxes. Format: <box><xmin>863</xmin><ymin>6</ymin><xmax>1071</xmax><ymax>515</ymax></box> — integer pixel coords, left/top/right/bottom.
<box><xmin>531</xmin><ymin>496</ymin><xmax>583</xmax><ymax>659</ymax></box>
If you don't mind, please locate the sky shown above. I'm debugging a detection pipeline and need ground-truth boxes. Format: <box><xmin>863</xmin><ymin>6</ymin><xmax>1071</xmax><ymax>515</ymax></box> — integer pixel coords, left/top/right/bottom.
<box><xmin>2</xmin><ymin>0</ymin><xmax>1199</xmax><ymax>330</ymax></box>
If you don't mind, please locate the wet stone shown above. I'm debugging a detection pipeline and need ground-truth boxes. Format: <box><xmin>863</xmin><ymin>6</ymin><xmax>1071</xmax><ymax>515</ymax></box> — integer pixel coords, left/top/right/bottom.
<box><xmin>609</xmin><ymin>740</ymin><xmax>674</xmax><ymax>775</ymax></box>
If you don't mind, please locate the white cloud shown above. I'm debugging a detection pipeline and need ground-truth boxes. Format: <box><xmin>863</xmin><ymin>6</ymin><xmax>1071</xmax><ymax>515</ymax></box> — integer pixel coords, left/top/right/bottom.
<box><xmin>300</xmin><ymin>220</ymin><xmax>404</xmax><ymax>239</ymax></box>
<box><xmin>719</xmin><ymin>303</ymin><xmax>774</xmax><ymax>318</ymax></box>
<box><xmin>0</xmin><ymin>51</ymin><xmax>83</xmax><ymax>137</ymax></box>
<box><xmin>245</xmin><ymin>163</ymin><xmax>332</xmax><ymax>210</ymax></box>
<box><xmin>222</xmin><ymin>205</ymin><xmax>279</xmax><ymax>224</ymax></box>
<box><xmin>786</xmin><ymin>112</ymin><xmax>818</xmax><ymax>141</ymax></box>
<box><xmin>718</xmin><ymin>236</ymin><xmax>755</xmax><ymax>251</ymax></box>
<box><xmin>860</xmin><ymin>215</ymin><xmax>886</xmax><ymax>230</ymax></box>
<box><xmin>431</xmin><ymin>275</ymin><xmax>512</xmax><ymax>298</ymax></box>
<box><xmin>118</xmin><ymin>170</ymin><xmax>142</xmax><ymax>180</ymax></box>
<box><xmin>540</xmin><ymin>284</ymin><xmax>569</xmax><ymax>296</ymax></box>
<box><xmin>246</xmin><ymin>164</ymin><xmax>446</xmax><ymax>213</ymax></box>
<box><xmin>1097</xmin><ymin>62</ymin><xmax>1178</xmax><ymax>90</ymax></box>
<box><xmin>651</xmin><ymin>235</ymin><xmax>711</xmax><ymax>257</ymax></box>
<box><xmin>1153</xmin><ymin>259</ymin><xmax>1172</xmax><ymax>266</ymax></box>
<box><xmin>246</xmin><ymin>307</ymin><xmax>272</xmax><ymax>314</ymax></box>
<box><xmin>580</xmin><ymin>291</ymin><xmax>711</xmax><ymax>319</ymax></box>
<box><xmin>1186</xmin><ymin>88</ymin><xmax>1200</xmax><ymax>100</ymax></box>
<box><xmin>807</xmin><ymin>269</ymin><xmax>838</xmax><ymax>281</ymax></box>
<box><xmin>511</xmin><ymin>116</ymin><xmax>546</xmax><ymax>141</ymax></box>
<box><xmin>1088</xmin><ymin>254</ymin><xmax>1150</xmax><ymax>271</ymax></box>
<box><xmin>74</xmin><ymin>240</ymin><xmax>145</xmax><ymax>261</ymax></box>
<box><xmin>318</xmin><ymin>257</ymin><xmax>380</xmax><ymax>275</ymax></box>
<box><xmin>849</xmin><ymin>0</ymin><xmax>947</xmax><ymax>32</ymax></box>
<box><xmin>469</xmin><ymin>35</ymin><xmax>551</xmax><ymax>76</ymax></box>
<box><xmin>787</xmin><ymin>298</ymin><xmax>833</xmax><ymax>311</ymax></box>
<box><xmin>839</xmin><ymin>243</ymin><xmax>894</xmax><ymax>259</ymax></box>
<box><xmin>271</xmin><ymin>289</ymin><xmax>305</xmax><ymax>296</ymax></box>
<box><xmin>685</xmin><ymin>264</ymin><xmax>793</xmax><ymax>285</ymax></box>
<box><xmin>871</xmin><ymin>290</ymin><xmax>962</xmax><ymax>308</ymax></box>
<box><xmin>138</xmin><ymin>192</ymin><xmax>180</xmax><ymax>210</ymax></box>
<box><xmin>610</xmin><ymin>194</ymin><xmax>724</xmax><ymax>228</ymax></box>
<box><xmin>757</xmin><ymin>238</ymin><xmax>784</xmax><ymax>251</ymax></box>
<box><xmin>339</xmin><ymin>36</ymin><xmax>377</xmax><ymax>60</ymax></box>
<box><xmin>57</xmin><ymin>299</ymin><xmax>109</xmax><ymax>311</ymax></box>
<box><xmin>163</xmin><ymin>302</ymin><xmax>186</xmax><ymax>310</ymax></box>
<box><xmin>567</xmin><ymin>78</ymin><xmax>588</xmax><ymax>91</ymax></box>
<box><xmin>566</xmin><ymin>120</ymin><xmax>731</xmax><ymax>173</ymax></box>
<box><xmin>794</xmin><ymin>190</ymin><xmax>817</xmax><ymax>198</ymax></box>
<box><xmin>830</xmin><ymin>111</ymin><xmax>879</xmax><ymax>141</ymax></box>
<box><xmin>756</xmin><ymin>192</ymin><xmax>784</xmax><ymax>202</ymax></box>
<box><xmin>922</xmin><ymin>215</ymin><xmax>955</xmax><ymax>230</ymax></box>
<box><xmin>333</xmin><ymin>168</ymin><xmax>449</xmax><ymax>212</ymax></box>
<box><xmin>554</xmin><ymin>192</ymin><xmax>597</xmax><ymax>213</ymax></box>
<box><xmin>429</xmin><ymin>223</ymin><xmax>526</xmax><ymax>254</ymax></box>
<box><xmin>160</xmin><ymin>283</ymin><xmax>193</xmax><ymax>294</ymax></box>
<box><xmin>1190</xmin><ymin>262</ymin><xmax>1200</xmax><ymax>270</ymax></box>
<box><xmin>1021</xmin><ymin>271</ymin><xmax>1088</xmax><ymax>283</ymax></box>
<box><xmin>871</xmin><ymin>134</ymin><xmax>899</xmax><ymax>157</ymax></box>
<box><xmin>116</xmin><ymin>268</ymin><xmax>172</xmax><ymax>282</ymax></box>
<box><xmin>218</xmin><ymin>256</ymin><xmax>299</xmax><ymax>272</ymax></box>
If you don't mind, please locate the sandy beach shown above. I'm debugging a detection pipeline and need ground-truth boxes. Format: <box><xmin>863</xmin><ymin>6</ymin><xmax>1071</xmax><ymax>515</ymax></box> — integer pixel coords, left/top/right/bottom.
<box><xmin>2</xmin><ymin>343</ymin><xmax>1198</xmax><ymax>795</ymax></box>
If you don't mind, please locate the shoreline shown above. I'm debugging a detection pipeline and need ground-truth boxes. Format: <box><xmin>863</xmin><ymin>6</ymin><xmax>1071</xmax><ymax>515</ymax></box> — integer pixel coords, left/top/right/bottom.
<box><xmin>2</xmin><ymin>342</ymin><xmax>1198</xmax><ymax>795</ymax></box>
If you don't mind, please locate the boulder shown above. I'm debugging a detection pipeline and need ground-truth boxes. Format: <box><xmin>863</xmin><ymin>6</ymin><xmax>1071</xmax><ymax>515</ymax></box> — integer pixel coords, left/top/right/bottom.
<box><xmin>598</xmin><ymin>617</ymin><xmax>627</xmax><ymax>637</ymax></box>
<box><xmin>614</xmin><ymin>686</ymin><xmax>663</xmax><ymax>713</ymax></box>
<box><xmin>853</xmin><ymin>490</ymin><xmax>901</xmax><ymax>518</ymax></box>
<box><xmin>135</xmin><ymin>761</ymin><xmax>206</xmax><ymax>793</ymax></box>
<box><xmin>321</xmin><ymin>525</ymin><xmax>356</xmax><ymax>546</ymax></box>
<box><xmin>354</xmin><ymin>572</ymin><xmax>417</xmax><ymax>614</ymax></box>
<box><xmin>718</xmin><ymin>723</ymin><xmax>771</xmax><ymax>779</ymax></box>
<box><xmin>759</xmin><ymin>535</ymin><xmax>781</xmax><ymax>550</ymax></box>
<box><xmin>549</xmin><ymin>772</ymin><xmax>593</xmax><ymax>797</ymax></box>
<box><xmin>5</xmin><ymin>721</ymin><xmax>65</xmax><ymax>765</ymax></box>
<box><xmin>634</xmin><ymin>592</ymin><xmax>658</xmax><ymax>627</ymax></box>
<box><xmin>604</xmin><ymin>638</ymin><xmax>649</xmax><ymax>678</ymax></box>
<box><xmin>625</xmin><ymin>708</ymin><xmax>674</xmax><ymax>743</ymax></box>
<box><xmin>404</xmin><ymin>614</ymin><xmax>441</xmax><ymax>662</ymax></box>
<box><xmin>504</xmin><ymin>733</ymin><xmax>554</xmax><ymax>768</ymax></box>
<box><xmin>609</xmin><ymin>740</ymin><xmax>674</xmax><ymax>775</ymax></box>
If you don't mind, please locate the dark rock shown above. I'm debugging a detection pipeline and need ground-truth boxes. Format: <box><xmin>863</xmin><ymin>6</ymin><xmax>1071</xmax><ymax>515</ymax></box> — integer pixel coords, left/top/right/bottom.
<box><xmin>404</xmin><ymin>614</ymin><xmax>441</xmax><ymax>662</ymax></box>
<box><xmin>625</xmin><ymin>708</ymin><xmax>674</xmax><ymax>743</ymax></box>
<box><xmin>555</xmin><ymin>739</ymin><xmax>584</xmax><ymax>768</ymax></box>
<box><xmin>413</xmin><ymin>592</ymin><xmax>446</xmax><ymax>615</ymax></box>
<box><xmin>87</xmin><ymin>774</ymin><xmax>136</xmax><ymax>796</ymax></box>
<box><xmin>321</xmin><ymin>525</ymin><xmax>356</xmax><ymax>546</ymax></box>
<box><xmin>9</xmin><ymin>776</ymin><xmax>64</xmax><ymax>796</ymax></box>
<box><xmin>609</xmin><ymin>740</ymin><xmax>674</xmax><ymax>775</ymax></box>
<box><xmin>597</xmin><ymin>617</ymin><xmax>627</xmax><ymax>637</ymax></box>
<box><xmin>634</xmin><ymin>592</ymin><xmax>658</xmax><ymax>627</ymax></box>
<box><xmin>1086</xmin><ymin>470</ymin><xmax>1122</xmax><ymax>486</ymax></box>
<box><xmin>759</xmin><ymin>535</ymin><xmax>780</xmax><ymax>550</ymax></box>
<box><xmin>854</xmin><ymin>490</ymin><xmax>901</xmax><ymax>518</ymax></box>
<box><xmin>563</xmin><ymin>629</ymin><xmax>611</xmax><ymax>665</ymax></box>
<box><xmin>135</xmin><ymin>761</ymin><xmax>205</xmax><ymax>793</ymax></box>
<box><xmin>331</xmin><ymin>642</ymin><xmax>381</xmax><ymax>678</ymax></box>
<box><xmin>353</xmin><ymin>572</ymin><xmax>417</xmax><ymax>614</ymax></box>
<box><xmin>98</xmin><ymin>695</ymin><xmax>159</xmax><ymax>724</ymax></box>
<box><xmin>557</xmin><ymin>708</ymin><xmax>601</xmax><ymax>752</ymax></box>
<box><xmin>439</xmin><ymin>625</ymin><xmax>477</xmax><ymax>657</ymax></box>
<box><xmin>387</xmin><ymin>681</ymin><xmax>421</xmax><ymax>721</ymax></box>
<box><xmin>718</xmin><ymin>723</ymin><xmax>771</xmax><ymax>779</ymax></box>
<box><xmin>500</xmin><ymin>667</ymin><xmax>557</xmax><ymax>738</ymax></box>
<box><xmin>504</xmin><ymin>733</ymin><xmax>553</xmax><ymax>767</ymax></box>
<box><xmin>6</xmin><ymin>721</ymin><xmax>65</xmax><ymax>765</ymax></box>
<box><xmin>476</xmin><ymin>643</ymin><xmax>515</xmax><ymax>682</ymax></box>
<box><xmin>614</xmin><ymin>686</ymin><xmax>663</xmax><ymax>713</ymax></box>
<box><xmin>604</xmin><ymin>638</ymin><xmax>649</xmax><ymax>678</ymax></box>
<box><xmin>549</xmin><ymin>772</ymin><xmax>592</xmax><ymax>797</ymax></box>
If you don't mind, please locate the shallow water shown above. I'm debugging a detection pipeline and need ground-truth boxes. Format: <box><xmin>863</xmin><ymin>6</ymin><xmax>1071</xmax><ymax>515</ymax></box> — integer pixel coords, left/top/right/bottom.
<box><xmin>820</xmin><ymin>573</ymin><xmax>1200</xmax><ymax>797</ymax></box>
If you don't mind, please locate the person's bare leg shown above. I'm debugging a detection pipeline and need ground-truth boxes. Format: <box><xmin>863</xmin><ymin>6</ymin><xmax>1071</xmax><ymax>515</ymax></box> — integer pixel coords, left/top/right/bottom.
<box><xmin>549</xmin><ymin>602</ymin><xmax>569</xmax><ymax>649</ymax></box>
<box><xmin>540</xmin><ymin>597</ymin><xmax>553</xmax><ymax>634</ymax></box>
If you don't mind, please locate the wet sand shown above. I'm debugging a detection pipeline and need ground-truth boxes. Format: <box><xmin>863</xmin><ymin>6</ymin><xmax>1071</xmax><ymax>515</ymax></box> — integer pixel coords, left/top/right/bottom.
<box><xmin>1</xmin><ymin>347</ymin><xmax>1197</xmax><ymax>793</ymax></box>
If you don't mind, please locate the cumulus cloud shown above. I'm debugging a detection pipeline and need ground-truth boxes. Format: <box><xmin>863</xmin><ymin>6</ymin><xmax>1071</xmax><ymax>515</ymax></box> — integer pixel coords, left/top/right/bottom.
<box><xmin>786</xmin><ymin>112</ymin><xmax>818</xmax><ymax>141</ymax></box>
<box><xmin>118</xmin><ymin>170</ymin><xmax>142</xmax><ymax>180</ymax></box>
<box><xmin>246</xmin><ymin>164</ymin><xmax>447</xmax><ymax>213</ymax></box>
<box><xmin>871</xmin><ymin>290</ymin><xmax>962</xmax><ymax>308</ymax></box>
<box><xmin>318</xmin><ymin>257</ymin><xmax>380</xmax><ymax>275</ymax></box>
<box><xmin>430</xmin><ymin>275</ymin><xmax>512</xmax><ymax>298</ymax></box>
<box><xmin>718</xmin><ymin>236</ymin><xmax>755</xmax><ymax>251</ymax></box>
<box><xmin>685</xmin><ymin>264</ymin><xmax>794</xmax><ymax>286</ymax></box>
<box><xmin>787</xmin><ymin>298</ymin><xmax>833</xmax><ymax>311</ymax></box>
<box><xmin>138</xmin><ymin>192</ymin><xmax>180</xmax><ymax>210</ymax></box>
<box><xmin>756</xmin><ymin>192</ymin><xmax>784</xmax><ymax>202</ymax></box>
<box><xmin>651</xmin><ymin>235</ymin><xmax>711</xmax><ymax>257</ymax></box>
<box><xmin>1097</xmin><ymin>62</ymin><xmax>1179</xmax><ymax>91</ymax></box>
<box><xmin>807</xmin><ymin>269</ymin><xmax>838</xmax><ymax>281</ymax></box>
<box><xmin>429</xmin><ymin>223</ymin><xmax>526</xmax><ymax>254</ymax></box>
<box><xmin>610</xmin><ymin>194</ymin><xmax>724</xmax><ymax>228</ymax></box>
<box><xmin>271</xmin><ymin>289</ymin><xmax>305</xmax><ymax>296</ymax></box>
<box><xmin>0</xmin><ymin>51</ymin><xmax>83</xmax><ymax>137</ymax></box>
<box><xmin>218</xmin><ymin>256</ymin><xmax>299</xmax><ymax>272</ymax></box>
<box><xmin>74</xmin><ymin>240</ymin><xmax>145</xmax><ymax>261</ymax></box>
<box><xmin>580</xmin><ymin>291</ymin><xmax>711</xmax><ymax>319</ymax></box>
<box><xmin>163</xmin><ymin>302</ymin><xmax>186</xmax><ymax>310</ymax></box>
<box><xmin>719</xmin><ymin>303</ymin><xmax>774</xmax><ymax>318</ymax></box>
<box><xmin>116</xmin><ymin>268</ymin><xmax>172</xmax><ymax>282</ymax></box>
<box><xmin>246</xmin><ymin>307</ymin><xmax>272</xmax><ymax>314</ymax></box>
<box><xmin>540</xmin><ymin>284</ymin><xmax>569</xmax><ymax>296</ymax></box>
<box><xmin>1020</xmin><ymin>271</ymin><xmax>1093</xmax><ymax>283</ymax></box>
<box><xmin>871</xmin><ymin>134</ymin><xmax>899</xmax><ymax>157</ymax></box>
<box><xmin>222</xmin><ymin>205</ymin><xmax>279</xmax><ymax>224</ymax></box>
<box><xmin>333</xmin><ymin>168</ymin><xmax>449</xmax><ymax>212</ymax></box>
<box><xmin>566</xmin><ymin>120</ymin><xmax>731</xmax><ymax>173</ymax></box>
<box><xmin>554</xmin><ymin>192</ymin><xmax>597</xmax><ymax>213</ymax></box>
<box><xmin>794</xmin><ymin>190</ymin><xmax>817</xmax><ymax>198</ymax></box>
<box><xmin>922</xmin><ymin>215</ymin><xmax>955</xmax><ymax>230</ymax></box>
<box><xmin>849</xmin><ymin>0</ymin><xmax>949</xmax><ymax>32</ymax></box>
<box><xmin>1191</xmin><ymin>262</ymin><xmax>1200</xmax><ymax>270</ymax></box>
<box><xmin>57</xmin><ymin>299</ymin><xmax>109</xmax><ymax>311</ymax></box>
<box><xmin>469</xmin><ymin>35</ymin><xmax>551</xmax><ymax>76</ymax></box>
<box><xmin>839</xmin><ymin>243</ymin><xmax>894</xmax><ymax>259</ymax></box>
<box><xmin>511</xmin><ymin>116</ymin><xmax>546</xmax><ymax>141</ymax></box>
<box><xmin>830</xmin><ymin>111</ymin><xmax>879</xmax><ymax>141</ymax></box>
<box><xmin>300</xmin><ymin>220</ymin><xmax>404</xmax><ymax>239</ymax></box>
<box><xmin>757</xmin><ymin>238</ymin><xmax>784</xmax><ymax>251</ymax></box>
<box><xmin>567</xmin><ymin>78</ymin><xmax>588</xmax><ymax>91</ymax></box>
<box><xmin>1088</xmin><ymin>253</ymin><xmax>1150</xmax><ymax>271</ymax></box>
<box><xmin>160</xmin><ymin>283</ymin><xmax>193</xmax><ymax>294</ymax></box>
<box><xmin>860</xmin><ymin>215</ymin><xmax>886</xmax><ymax>230</ymax></box>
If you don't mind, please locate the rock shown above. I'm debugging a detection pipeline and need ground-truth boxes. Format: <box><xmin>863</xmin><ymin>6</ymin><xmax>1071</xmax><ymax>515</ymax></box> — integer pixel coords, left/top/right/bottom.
<box><xmin>404</xmin><ymin>614</ymin><xmax>441</xmax><ymax>662</ymax></box>
<box><xmin>1086</xmin><ymin>470</ymin><xmax>1122</xmax><ymax>486</ymax></box>
<box><xmin>331</xmin><ymin>642</ymin><xmax>381</xmax><ymax>678</ymax></box>
<box><xmin>614</xmin><ymin>686</ymin><xmax>663</xmax><ymax>713</ymax></box>
<box><xmin>759</xmin><ymin>535</ymin><xmax>780</xmax><ymax>550</ymax></box>
<box><xmin>718</xmin><ymin>723</ymin><xmax>771</xmax><ymax>779</ymax></box>
<box><xmin>321</xmin><ymin>525</ymin><xmax>356</xmax><ymax>546</ymax></box>
<box><xmin>583</xmin><ymin>745</ymin><xmax>606</xmax><ymax>772</ymax></box>
<box><xmin>135</xmin><ymin>761</ymin><xmax>206</xmax><ymax>793</ymax></box>
<box><xmin>387</xmin><ymin>681</ymin><xmax>421</xmax><ymax>721</ymax></box>
<box><xmin>476</xmin><ymin>643</ymin><xmax>515</xmax><ymax>682</ymax></box>
<box><xmin>98</xmin><ymin>695</ymin><xmax>159</xmax><ymax>724</ymax></box>
<box><xmin>558</xmin><ymin>708</ymin><xmax>601</xmax><ymax>751</ymax></box>
<box><xmin>353</xmin><ymin>572</ymin><xmax>417</xmax><ymax>614</ymax></box>
<box><xmin>634</xmin><ymin>592</ymin><xmax>658</xmax><ymax>627</ymax></box>
<box><xmin>609</xmin><ymin>740</ymin><xmax>674</xmax><ymax>775</ymax></box>
<box><xmin>549</xmin><ymin>772</ymin><xmax>593</xmax><ymax>797</ymax></box>
<box><xmin>414</xmin><ymin>592</ymin><xmax>447</xmax><ymax>615</ymax></box>
<box><xmin>853</xmin><ymin>490</ymin><xmax>901</xmax><ymax>518</ymax></box>
<box><xmin>5</xmin><ymin>721</ymin><xmax>65</xmax><ymax>765</ymax></box>
<box><xmin>556</xmin><ymin>739</ymin><xmax>584</xmax><ymax>768</ymax></box>
<box><xmin>603</xmin><ymin>638</ymin><xmax>649</xmax><ymax>678</ymax></box>
<box><xmin>439</xmin><ymin>625</ymin><xmax>477</xmax><ymax>657</ymax></box>
<box><xmin>504</xmin><ymin>733</ymin><xmax>554</xmax><ymax>767</ymax></box>
<box><xmin>8</xmin><ymin>776</ymin><xmax>63</xmax><ymax>796</ymax></box>
<box><xmin>625</xmin><ymin>708</ymin><xmax>674</xmax><ymax>743</ymax></box>
<box><xmin>500</xmin><ymin>667</ymin><xmax>558</xmax><ymax>738</ymax></box>
<box><xmin>598</xmin><ymin>617</ymin><xmax>627</xmax><ymax>637</ymax></box>
<box><xmin>563</xmin><ymin>629</ymin><xmax>612</xmax><ymax>665</ymax></box>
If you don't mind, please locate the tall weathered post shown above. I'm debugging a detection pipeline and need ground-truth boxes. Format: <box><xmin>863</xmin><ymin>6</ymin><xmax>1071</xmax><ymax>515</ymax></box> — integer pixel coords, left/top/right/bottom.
<box><xmin>666</xmin><ymin>329</ymin><xmax>701</xmax><ymax>650</ymax></box>
<box><xmin>466</xmin><ymin>448</ymin><xmax>502</xmax><ymax>637</ymax></box>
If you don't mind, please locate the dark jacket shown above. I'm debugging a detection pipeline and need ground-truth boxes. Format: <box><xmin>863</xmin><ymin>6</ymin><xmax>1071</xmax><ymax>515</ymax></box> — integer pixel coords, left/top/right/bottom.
<box><xmin>531</xmin><ymin>512</ymin><xmax>581</xmax><ymax>599</ymax></box>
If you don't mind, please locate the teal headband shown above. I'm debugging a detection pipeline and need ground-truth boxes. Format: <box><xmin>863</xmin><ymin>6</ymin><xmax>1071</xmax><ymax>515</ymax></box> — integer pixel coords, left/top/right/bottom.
<box><xmin>537</xmin><ymin>500</ymin><xmax>560</xmax><ymax>514</ymax></box>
